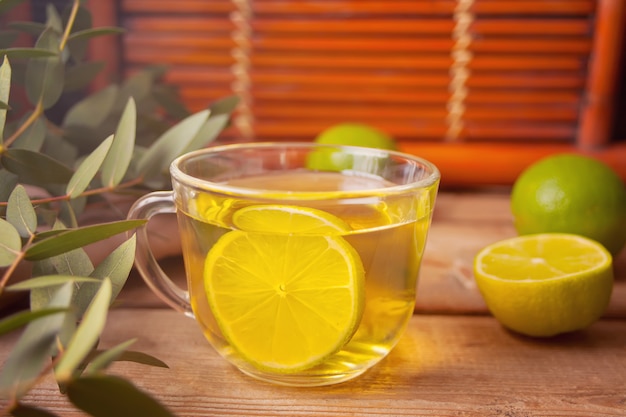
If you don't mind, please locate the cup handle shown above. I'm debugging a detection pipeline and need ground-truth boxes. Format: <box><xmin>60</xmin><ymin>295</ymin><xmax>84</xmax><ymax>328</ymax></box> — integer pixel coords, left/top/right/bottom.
<box><xmin>127</xmin><ymin>191</ymin><xmax>193</xmax><ymax>317</ymax></box>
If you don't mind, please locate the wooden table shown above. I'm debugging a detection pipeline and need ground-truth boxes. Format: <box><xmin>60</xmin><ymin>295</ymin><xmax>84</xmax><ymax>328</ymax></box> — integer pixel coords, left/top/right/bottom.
<box><xmin>2</xmin><ymin>191</ymin><xmax>626</xmax><ymax>416</ymax></box>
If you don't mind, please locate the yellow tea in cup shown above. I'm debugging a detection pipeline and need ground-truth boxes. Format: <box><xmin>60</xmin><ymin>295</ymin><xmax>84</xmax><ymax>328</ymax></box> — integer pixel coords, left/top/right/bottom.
<box><xmin>129</xmin><ymin>143</ymin><xmax>439</xmax><ymax>386</ymax></box>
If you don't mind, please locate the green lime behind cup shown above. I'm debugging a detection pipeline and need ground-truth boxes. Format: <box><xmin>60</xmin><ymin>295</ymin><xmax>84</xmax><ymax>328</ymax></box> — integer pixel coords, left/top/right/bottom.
<box><xmin>307</xmin><ymin>123</ymin><xmax>397</xmax><ymax>171</ymax></box>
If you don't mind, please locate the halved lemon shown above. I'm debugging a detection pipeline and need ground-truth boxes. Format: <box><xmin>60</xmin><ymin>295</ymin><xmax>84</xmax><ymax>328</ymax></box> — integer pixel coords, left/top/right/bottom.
<box><xmin>473</xmin><ymin>233</ymin><xmax>613</xmax><ymax>337</ymax></box>
<box><xmin>204</xmin><ymin>206</ymin><xmax>365</xmax><ymax>372</ymax></box>
<box><xmin>232</xmin><ymin>204</ymin><xmax>351</xmax><ymax>234</ymax></box>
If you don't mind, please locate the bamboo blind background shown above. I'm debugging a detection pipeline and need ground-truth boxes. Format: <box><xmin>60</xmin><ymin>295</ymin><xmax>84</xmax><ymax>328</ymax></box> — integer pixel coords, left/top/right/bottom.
<box><xmin>119</xmin><ymin>0</ymin><xmax>602</xmax><ymax>143</ymax></box>
<box><xmin>14</xmin><ymin>0</ymin><xmax>626</xmax><ymax>185</ymax></box>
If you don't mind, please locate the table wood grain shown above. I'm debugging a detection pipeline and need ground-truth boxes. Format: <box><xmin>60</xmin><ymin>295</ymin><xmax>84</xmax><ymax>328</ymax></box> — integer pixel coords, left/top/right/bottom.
<box><xmin>3</xmin><ymin>309</ymin><xmax>625</xmax><ymax>416</ymax></box>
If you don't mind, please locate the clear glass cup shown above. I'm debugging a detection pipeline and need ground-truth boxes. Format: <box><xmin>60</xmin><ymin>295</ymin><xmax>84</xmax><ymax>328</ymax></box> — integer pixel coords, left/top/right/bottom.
<box><xmin>128</xmin><ymin>142</ymin><xmax>440</xmax><ymax>386</ymax></box>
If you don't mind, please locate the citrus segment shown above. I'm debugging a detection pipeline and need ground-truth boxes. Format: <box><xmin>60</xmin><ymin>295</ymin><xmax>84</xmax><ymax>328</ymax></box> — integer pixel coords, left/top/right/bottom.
<box><xmin>473</xmin><ymin>233</ymin><xmax>613</xmax><ymax>337</ymax></box>
<box><xmin>204</xmin><ymin>230</ymin><xmax>365</xmax><ymax>372</ymax></box>
<box><xmin>232</xmin><ymin>205</ymin><xmax>350</xmax><ymax>234</ymax></box>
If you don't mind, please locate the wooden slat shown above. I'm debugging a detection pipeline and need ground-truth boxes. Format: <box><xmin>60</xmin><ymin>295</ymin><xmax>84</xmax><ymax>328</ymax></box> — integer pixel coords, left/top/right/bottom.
<box><xmin>125</xmin><ymin>17</ymin><xmax>235</xmax><ymax>32</ymax></box>
<box><xmin>249</xmin><ymin>18</ymin><xmax>591</xmax><ymax>35</ymax></box>
<box><xmin>252</xmin><ymin>104</ymin><xmax>579</xmax><ymax>123</ymax></box>
<box><xmin>122</xmin><ymin>0</ymin><xmax>235</xmax><ymax>13</ymax></box>
<box><xmin>122</xmin><ymin>0</ymin><xmax>596</xmax><ymax>16</ymax></box>
<box><xmin>250</xmin><ymin>0</ymin><xmax>595</xmax><ymax>16</ymax></box>
<box><xmin>126</xmin><ymin>35</ymin><xmax>592</xmax><ymax>55</ymax></box>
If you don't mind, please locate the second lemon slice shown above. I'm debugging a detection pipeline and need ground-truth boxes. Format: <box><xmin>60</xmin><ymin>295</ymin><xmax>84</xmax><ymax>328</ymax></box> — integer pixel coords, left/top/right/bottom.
<box><xmin>232</xmin><ymin>205</ymin><xmax>350</xmax><ymax>234</ymax></box>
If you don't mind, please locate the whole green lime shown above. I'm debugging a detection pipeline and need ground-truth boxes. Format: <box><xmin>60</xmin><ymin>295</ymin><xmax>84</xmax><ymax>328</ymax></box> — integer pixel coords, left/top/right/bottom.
<box><xmin>307</xmin><ymin>123</ymin><xmax>397</xmax><ymax>171</ymax></box>
<box><xmin>511</xmin><ymin>154</ymin><xmax>626</xmax><ymax>255</ymax></box>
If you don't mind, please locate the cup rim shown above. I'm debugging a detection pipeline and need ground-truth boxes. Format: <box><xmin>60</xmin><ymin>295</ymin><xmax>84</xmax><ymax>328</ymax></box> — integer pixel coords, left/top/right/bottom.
<box><xmin>170</xmin><ymin>142</ymin><xmax>441</xmax><ymax>200</ymax></box>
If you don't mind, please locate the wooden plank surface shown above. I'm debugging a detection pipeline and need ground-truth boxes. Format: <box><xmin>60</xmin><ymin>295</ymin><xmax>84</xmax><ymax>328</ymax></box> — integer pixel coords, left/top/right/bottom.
<box><xmin>3</xmin><ymin>310</ymin><xmax>625</xmax><ymax>416</ymax></box>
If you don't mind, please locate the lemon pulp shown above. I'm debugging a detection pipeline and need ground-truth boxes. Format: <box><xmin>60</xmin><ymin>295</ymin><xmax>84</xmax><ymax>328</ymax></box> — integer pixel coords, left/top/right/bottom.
<box><xmin>473</xmin><ymin>233</ymin><xmax>613</xmax><ymax>337</ymax></box>
<box><xmin>204</xmin><ymin>206</ymin><xmax>365</xmax><ymax>372</ymax></box>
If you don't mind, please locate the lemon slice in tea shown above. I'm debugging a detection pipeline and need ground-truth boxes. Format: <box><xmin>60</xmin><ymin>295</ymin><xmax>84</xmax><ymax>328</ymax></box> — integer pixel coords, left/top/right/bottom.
<box><xmin>473</xmin><ymin>233</ymin><xmax>613</xmax><ymax>337</ymax></box>
<box><xmin>232</xmin><ymin>204</ymin><xmax>350</xmax><ymax>234</ymax></box>
<box><xmin>204</xmin><ymin>206</ymin><xmax>365</xmax><ymax>372</ymax></box>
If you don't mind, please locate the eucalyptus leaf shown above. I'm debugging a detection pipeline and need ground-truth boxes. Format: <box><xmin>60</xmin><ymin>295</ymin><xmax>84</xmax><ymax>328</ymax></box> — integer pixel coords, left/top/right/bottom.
<box><xmin>63</xmin><ymin>84</ymin><xmax>117</xmax><ymax>129</ymax></box>
<box><xmin>41</xmin><ymin>131</ymin><xmax>78</xmax><ymax>168</ymax></box>
<box><xmin>89</xmin><ymin>234</ymin><xmax>136</xmax><ymax>303</ymax></box>
<box><xmin>101</xmin><ymin>98</ymin><xmax>136</xmax><ymax>187</ymax></box>
<box><xmin>66</xmin><ymin>134</ymin><xmax>113</xmax><ymax>198</ymax></box>
<box><xmin>11</xmin><ymin>114</ymin><xmax>46</xmax><ymax>151</ymax></box>
<box><xmin>44</xmin><ymin>4</ymin><xmax>64</xmax><ymax>34</ymax></box>
<box><xmin>0</xmin><ymin>169</ymin><xmax>18</xmax><ymax>215</ymax></box>
<box><xmin>0</xmin><ymin>55</ymin><xmax>11</xmax><ymax>140</ymax></box>
<box><xmin>1</xmin><ymin>148</ymin><xmax>73</xmax><ymax>186</ymax></box>
<box><xmin>110</xmin><ymin>350</ymin><xmax>169</xmax><ymax>369</ymax></box>
<box><xmin>67</xmin><ymin>27</ymin><xmax>125</xmax><ymax>42</ymax></box>
<box><xmin>0</xmin><ymin>30</ymin><xmax>19</xmax><ymax>49</ymax></box>
<box><xmin>0</xmin><ymin>282</ymin><xmax>72</xmax><ymax>399</ymax></box>
<box><xmin>0</xmin><ymin>48</ymin><xmax>58</xmax><ymax>59</ymax></box>
<box><xmin>84</xmin><ymin>339</ymin><xmax>136</xmax><ymax>374</ymax></box>
<box><xmin>0</xmin><ymin>217</ymin><xmax>21</xmax><ymax>267</ymax></box>
<box><xmin>114</xmin><ymin>70</ymin><xmax>154</xmax><ymax>112</ymax></box>
<box><xmin>181</xmin><ymin>96</ymin><xmax>239</xmax><ymax>154</ymax></box>
<box><xmin>6</xmin><ymin>184</ymin><xmax>37</xmax><ymax>237</ymax></box>
<box><xmin>7</xmin><ymin>21</ymin><xmax>46</xmax><ymax>36</ymax></box>
<box><xmin>25</xmin><ymin>219</ymin><xmax>146</xmax><ymax>261</ymax></box>
<box><xmin>0</xmin><ymin>307</ymin><xmax>69</xmax><ymax>336</ymax></box>
<box><xmin>66</xmin><ymin>375</ymin><xmax>176</xmax><ymax>417</ymax></box>
<box><xmin>0</xmin><ymin>100</ymin><xmax>9</xmax><ymax>109</ymax></box>
<box><xmin>55</xmin><ymin>278</ymin><xmax>111</xmax><ymax>381</ymax></box>
<box><xmin>137</xmin><ymin>109</ymin><xmax>210</xmax><ymax>181</ymax></box>
<box><xmin>63</xmin><ymin>61</ymin><xmax>105</xmax><ymax>92</ymax></box>
<box><xmin>62</xmin><ymin>4</ymin><xmax>92</xmax><ymax>61</ymax></box>
<box><xmin>152</xmin><ymin>84</ymin><xmax>190</xmax><ymax>120</ymax></box>
<box><xmin>9</xmin><ymin>402</ymin><xmax>62</xmax><ymax>417</ymax></box>
<box><xmin>7</xmin><ymin>275</ymin><xmax>98</xmax><ymax>291</ymax></box>
<box><xmin>25</xmin><ymin>27</ymin><xmax>64</xmax><ymax>109</ymax></box>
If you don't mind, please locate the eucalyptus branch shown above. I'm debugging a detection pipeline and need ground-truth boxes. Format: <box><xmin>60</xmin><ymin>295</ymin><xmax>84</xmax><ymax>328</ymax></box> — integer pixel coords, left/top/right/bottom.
<box><xmin>0</xmin><ymin>176</ymin><xmax>145</xmax><ymax>208</ymax></box>
<box><xmin>0</xmin><ymin>248</ymin><xmax>26</xmax><ymax>295</ymax></box>
<box><xmin>59</xmin><ymin>0</ymin><xmax>80</xmax><ymax>52</ymax></box>
<box><xmin>2</xmin><ymin>100</ymin><xmax>44</xmax><ymax>149</ymax></box>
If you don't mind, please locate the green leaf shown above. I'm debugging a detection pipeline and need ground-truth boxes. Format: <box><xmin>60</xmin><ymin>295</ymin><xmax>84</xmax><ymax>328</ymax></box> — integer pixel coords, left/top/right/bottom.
<box><xmin>0</xmin><ymin>55</ymin><xmax>11</xmax><ymax>141</ymax></box>
<box><xmin>0</xmin><ymin>168</ymin><xmax>18</xmax><ymax>216</ymax></box>
<box><xmin>114</xmin><ymin>70</ymin><xmax>154</xmax><ymax>112</ymax></box>
<box><xmin>66</xmin><ymin>375</ymin><xmax>176</xmax><ymax>417</ymax></box>
<box><xmin>0</xmin><ymin>217</ymin><xmax>21</xmax><ymax>267</ymax></box>
<box><xmin>7</xmin><ymin>21</ymin><xmax>46</xmax><ymax>36</ymax></box>
<box><xmin>0</xmin><ymin>48</ymin><xmax>57</xmax><ymax>58</ymax></box>
<box><xmin>101</xmin><ymin>98</ymin><xmax>136</xmax><ymax>187</ymax></box>
<box><xmin>111</xmin><ymin>350</ymin><xmax>169</xmax><ymax>369</ymax></box>
<box><xmin>84</xmin><ymin>339</ymin><xmax>136</xmax><ymax>374</ymax></box>
<box><xmin>181</xmin><ymin>103</ymin><xmax>235</xmax><ymax>155</ymax></box>
<box><xmin>0</xmin><ymin>30</ymin><xmax>19</xmax><ymax>49</ymax></box>
<box><xmin>44</xmin><ymin>4</ymin><xmax>64</xmax><ymax>34</ymax></box>
<box><xmin>62</xmin><ymin>84</ymin><xmax>117</xmax><ymax>128</ymax></box>
<box><xmin>25</xmin><ymin>219</ymin><xmax>146</xmax><ymax>261</ymax></box>
<box><xmin>55</xmin><ymin>278</ymin><xmax>111</xmax><ymax>381</ymax></box>
<box><xmin>67</xmin><ymin>27</ymin><xmax>124</xmax><ymax>42</ymax></box>
<box><xmin>11</xmin><ymin>114</ymin><xmax>46</xmax><ymax>151</ymax></box>
<box><xmin>7</xmin><ymin>275</ymin><xmax>98</xmax><ymax>291</ymax></box>
<box><xmin>89</xmin><ymin>234</ymin><xmax>136</xmax><ymax>302</ymax></box>
<box><xmin>0</xmin><ymin>282</ymin><xmax>72</xmax><ymax>399</ymax></box>
<box><xmin>25</xmin><ymin>27</ymin><xmax>64</xmax><ymax>109</ymax></box>
<box><xmin>0</xmin><ymin>100</ymin><xmax>9</xmax><ymax>109</ymax></box>
<box><xmin>6</xmin><ymin>184</ymin><xmax>37</xmax><ymax>237</ymax></box>
<box><xmin>63</xmin><ymin>60</ymin><xmax>105</xmax><ymax>92</ymax></box>
<box><xmin>9</xmin><ymin>402</ymin><xmax>62</xmax><ymax>417</ymax></box>
<box><xmin>209</xmin><ymin>94</ymin><xmax>240</xmax><ymax>117</ymax></box>
<box><xmin>0</xmin><ymin>307</ymin><xmax>69</xmax><ymax>336</ymax></box>
<box><xmin>151</xmin><ymin>84</ymin><xmax>189</xmax><ymax>120</ymax></box>
<box><xmin>137</xmin><ymin>109</ymin><xmax>210</xmax><ymax>181</ymax></box>
<box><xmin>66</xmin><ymin>134</ymin><xmax>113</xmax><ymax>198</ymax></box>
<box><xmin>1</xmin><ymin>148</ymin><xmax>74</xmax><ymax>186</ymax></box>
